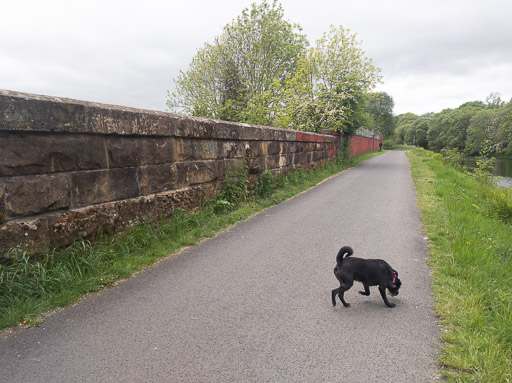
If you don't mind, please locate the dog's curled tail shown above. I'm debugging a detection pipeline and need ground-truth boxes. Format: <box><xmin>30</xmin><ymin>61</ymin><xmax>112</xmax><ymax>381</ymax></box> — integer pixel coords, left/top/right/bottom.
<box><xmin>336</xmin><ymin>246</ymin><xmax>354</xmax><ymax>265</ymax></box>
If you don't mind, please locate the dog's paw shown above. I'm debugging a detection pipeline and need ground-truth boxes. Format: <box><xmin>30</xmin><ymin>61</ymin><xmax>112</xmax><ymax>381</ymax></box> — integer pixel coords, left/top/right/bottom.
<box><xmin>386</xmin><ymin>303</ymin><xmax>396</xmax><ymax>308</ymax></box>
<box><xmin>342</xmin><ymin>303</ymin><xmax>351</xmax><ymax>307</ymax></box>
<box><xmin>358</xmin><ymin>291</ymin><xmax>370</xmax><ymax>296</ymax></box>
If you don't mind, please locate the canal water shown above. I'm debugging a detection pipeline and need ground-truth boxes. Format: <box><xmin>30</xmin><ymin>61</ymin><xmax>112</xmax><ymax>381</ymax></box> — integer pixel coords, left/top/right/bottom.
<box><xmin>464</xmin><ymin>157</ymin><xmax>512</xmax><ymax>189</ymax></box>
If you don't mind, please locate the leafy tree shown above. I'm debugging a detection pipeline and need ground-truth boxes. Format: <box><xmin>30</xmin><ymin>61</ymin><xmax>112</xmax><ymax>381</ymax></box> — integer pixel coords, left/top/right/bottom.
<box><xmin>498</xmin><ymin>100</ymin><xmax>512</xmax><ymax>155</ymax></box>
<box><xmin>404</xmin><ymin>117</ymin><xmax>429</xmax><ymax>148</ymax></box>
<box><xmin>366</xmin><ymin>92</ymin><xmax>395</xmax><ymax>138</ymax></box>
<box><xmin>167</xmin><ymin>0</ymin><xmax>308</xmax><ymax>125</ymax></box>
<box><xmin>394</xmin><ymin>113</ymin><xmax>420</xmax><ymax>145</ymax></box>
<box><xmin>465</xmin><ymin>109</ymin><xmax>500</xmax><ymax>155</ymax></box>
<box><xmin>427</xmin><ymin>103</ymin><xmax>486</xmax><ymax>152</ymax></box>
<box><xmin>465</xmin><ymin>99</ymin><xmax>512</xmax><ymax>155</ymax></box>
<box><xmin>277</xmin><ymin>25</ymin><xmax>381</xmax><ymax>134</ymax></box>
<box><xmin>486</xmin><ymin>92</ymin><xmax>505</xmax><ymax>109</ymax></box>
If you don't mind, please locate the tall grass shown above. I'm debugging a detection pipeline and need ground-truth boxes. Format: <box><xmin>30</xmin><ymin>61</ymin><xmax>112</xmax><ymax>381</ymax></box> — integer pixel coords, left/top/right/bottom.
<box><xmin>408</xmin><ymin>147</ymin><xmax>512</xmax><ymax>382</ymax></box>
<box><xmin>0</xmin><ymin>150</ymin><xmax>383</xmax><ymax>330</ymax></box>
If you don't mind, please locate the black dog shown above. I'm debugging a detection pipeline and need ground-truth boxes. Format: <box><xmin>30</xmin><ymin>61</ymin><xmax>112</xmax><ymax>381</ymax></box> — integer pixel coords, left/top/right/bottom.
<box><xmin>331</xmin><ymin>246</ymin><xmax>401</xmax><ymax>308</ymax></box>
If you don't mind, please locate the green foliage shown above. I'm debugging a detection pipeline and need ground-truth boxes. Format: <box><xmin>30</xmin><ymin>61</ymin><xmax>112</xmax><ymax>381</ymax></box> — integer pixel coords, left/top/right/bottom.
<box><xmin>483</xmin><ymin>186</ymin><xmax>512</xmax><ymax>222</ymax></box>
<box><xmin>470</xmin><ymin>140</ymin><xmax>497</xmax><ymax>186</ymax></box>
<box><xmin>337</xmin><ymin>139</ymin><xmax>351</xmax><ymax>166</ymax></box>
<box><xmin>168</xmin><ymin>0</ymin><xmax>307</xmax><ymax>125</ymax></box>
<box><xmin>168</xmin><ymin>3</ymin><xmax>381</xmax><ymax>134</ymax></box>
<box><xmin>427</xmin><ymin>106</ymin><xmax>481</xmax><ymax>152</ymax></box>
<box><xmin>464</xmin><ymin>109</ymin><xmax>499</xmax><ymax>155</ymax></box>
<box><xmin>440</xmin><ymin>148</ymin><xmax>464</xmax><ymax>169</ymax></box>
<box><xmin>396</xmin><ymin>94</ymin><xmax>512</xmax><ymax>155</ymax></box>
<box><xmin>439</xmin><ymin>143</ymin><xmax>512</xmax><ymax>222</ymax></box>
<box><xmin>403</xmin><ymin>117</ymin><xmax>429</xmax><ymax>148</ymax></box>
<box><xmin>408</xmin><ymin>147</ymin><xmax>512</xmax><ymax>382</ymax></box>
<box><xmin>394</xmin><ymin>112</ymin><xmax>421</xmax><ymax>146</ymax></box>
<box><xmin>393</xmin><ymin>93</ymin><xmax>512</xmax><ymax>157</ymax></box>
<box><xmin>215</xmin><ymin>160</ymin><xmax>250</xmax><ymax>212</ymax></box>
<box><xmin>253</xmin><ymin>169</ymin><xmax>275</xmax><ymax>198</ymax></box>
<box><xmin>366</xmin><ymin>92</ymin><xmax>395</xmax><ymax>138</ymax></box>
<box><xmin>278</xmin><ymin>25</ymin><xmax>381</xmax><ymax>134</ymax></box>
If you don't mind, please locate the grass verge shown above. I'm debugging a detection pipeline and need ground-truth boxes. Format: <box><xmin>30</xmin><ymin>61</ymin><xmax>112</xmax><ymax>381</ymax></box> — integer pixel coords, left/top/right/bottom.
<box><xmin>407</xmin><ymin>147</ymin><xmax>512</xmax><ymax>382</ymax></box>
<box><xmin>0</xmin><ymin>150</ymin><xmax>382</xmax><ymax>331</ymax></box>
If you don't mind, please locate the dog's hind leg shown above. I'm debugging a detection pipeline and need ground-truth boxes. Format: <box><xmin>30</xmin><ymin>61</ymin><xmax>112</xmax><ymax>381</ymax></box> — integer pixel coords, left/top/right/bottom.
<box><xmin>332</xmin><ymin>282</ymin><xmax>353</xmax><ymax>307</ymax></box>
<box><xmin>359</xmin><ymin>284</ymin><xmax>370</xmax><ymax>296</ymax></box>
<box><xmin>332</xmin><ymin>288</ymin><xmax>341</xmax><ymax>306</ymax></box>
<box><xmin>378</xmin><ymin>286</ymin><xmax>396</xmax><ymax>308</ymax></box>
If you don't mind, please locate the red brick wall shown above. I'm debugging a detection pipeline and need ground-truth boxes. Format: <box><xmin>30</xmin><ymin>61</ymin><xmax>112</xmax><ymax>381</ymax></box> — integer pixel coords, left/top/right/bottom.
<box><xmin>348</xmin><ymin>135</ymin><xmax>382</xmax><ymax>156</ymax></box>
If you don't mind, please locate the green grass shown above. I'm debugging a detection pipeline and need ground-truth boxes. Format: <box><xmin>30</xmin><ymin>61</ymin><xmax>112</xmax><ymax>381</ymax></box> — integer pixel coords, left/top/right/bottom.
<box><xmin>0</xmin><ymin>150</ymin><xmax>382</xmax><ymax>331</ymax></box>
<box><xmin>407</xmin><ymin>147</ymin><xmax>512</xmax><ymax>382</ymax></box>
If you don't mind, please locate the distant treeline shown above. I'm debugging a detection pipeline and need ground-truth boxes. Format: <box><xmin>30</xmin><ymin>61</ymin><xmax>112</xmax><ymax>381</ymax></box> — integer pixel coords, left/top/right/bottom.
<box><xmin>394</xmin><ymin>93</ymin><xmax>512</xmax><ymax>156</ymax></box>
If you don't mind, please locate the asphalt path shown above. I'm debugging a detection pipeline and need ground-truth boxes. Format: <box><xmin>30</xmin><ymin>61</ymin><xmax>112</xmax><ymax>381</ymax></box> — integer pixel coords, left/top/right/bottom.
<box><xmin>0</xmin><ymin>151</ymin><xmax>440</xmax><ymax>382</ymax></box>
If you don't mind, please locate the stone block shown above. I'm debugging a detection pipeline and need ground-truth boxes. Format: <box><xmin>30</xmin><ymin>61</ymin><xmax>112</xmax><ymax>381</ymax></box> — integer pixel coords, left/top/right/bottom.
<box><xmin>0</xmin><ymin>218</ymin><xmax>50</xmax><ymax>257</ymax></box>
<box><xmin>244</xmin><ymin>141</ymin><xmax>266</xmax><ymax>158</ymax></box>
<box><xmin>175</xmin><ymin>138</ymin><xmax>221</xmax><ymax>161</ymax></box>
<box><xmin>70</xmin><ymin>168</ymin><xmax>139</xmax><ymax>208</ymax></box>
<box><xmin>85</xmin><ymin>105</ymin><xmax>139</xmax><ymax>135</ymax></box>
<box><xmin>4</xmin><ymin>174</ymin><xmax>70</xmax><ymax>217</ymax></box>
<box><xmin>48</xmin><ymin>203</ymin><xmax>118</xmax><ymax>249</ymax></box>
<box><xmin>176</xmin><ymin>161</ymin><xmax>220</xmax><ymax>187</ymax></box>
<box><xmin>278</xmin><ymin>154</ymin><xmax>293</xmax><ymax>168</ymax></box>
<box><xmin>107</xmin><ymin>136</ymin><xmax>176</xmax><ymax>168</ymax></box>
<box><xmin>213</xmin><ymin>121</ymin><xmax>240</xmax><ymax>140</ymax></box>
<box><xmin>136</xmin><ymin>111</ymin><xmax>172</xmax><ymax>136</ymax></box>
<box><xmin>116</xmin><ymin>195</ymin><xmax>158</xmax><ymax>225</ymax></box>
<box><xmin>0</xmin><ymin>183</ymin><xmax>6</xmax><ymax>224</ymax></box>
<box><xmin>266</xmin><ymin>154</ymin><xmax>280</xmax><ymax>169</ymax></box>
<box><xmin>155</xmin><ymin>183</ymin><xmax>222</xmax><ymax>217</ymax></box>
<box><xmin>221</xmin><ymin>141</ymin><xmax>247</xmax><ymax>159</ymax></box>
<box><xmin>246</xmin><ymin>156</ymin><xmax>266</xmax><ymax>173</ymax></box>
<box><xmin>172</xmin><ymin>115</ymin><xmax>215</xmax><ymax>139</ymax></box>
<box><xmin>137</xmin><ymin>164</ymin><xmax>178</xmax><ymax>195</ymax></box>
<box><xmin>267</xmin><ymin>141</ymin><xmax>282</xmax><ymax>155</ymax></box>
<box><xmin>0</xmin><ymin>132</ymin><xmax>107</xmax><ymax>176</ymax></box>
<box><xmin>0</xmin><ymin>91</ymin><xmax>86</xmax><ymax>133</ymax></box>
<box><xmin>293</xmin><ymin>152</ymin><xmax>309</xmax><ymax>165</ymax></box>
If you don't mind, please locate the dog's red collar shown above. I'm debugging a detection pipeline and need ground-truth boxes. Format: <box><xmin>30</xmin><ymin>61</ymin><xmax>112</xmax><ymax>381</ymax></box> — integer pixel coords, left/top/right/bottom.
<box><xmin>392</xmin><ymin>271</ymin><xmax>397</xmax><ymax>284</ymax></box>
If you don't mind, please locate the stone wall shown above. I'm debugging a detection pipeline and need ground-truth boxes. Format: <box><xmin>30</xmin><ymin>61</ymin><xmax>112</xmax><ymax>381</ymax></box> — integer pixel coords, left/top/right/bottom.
<box><xmin>0</xmin><ymin>90</ymin><xmax>339</xmax><ymax>256</ymax></box>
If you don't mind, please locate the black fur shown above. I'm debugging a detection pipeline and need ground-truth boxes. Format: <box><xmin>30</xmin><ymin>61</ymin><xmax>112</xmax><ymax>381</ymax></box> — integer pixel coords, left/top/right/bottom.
<box><xmin>331</xmin><ymin>246</ymin><xmax>402</xmax><ymax>308</ymax></box>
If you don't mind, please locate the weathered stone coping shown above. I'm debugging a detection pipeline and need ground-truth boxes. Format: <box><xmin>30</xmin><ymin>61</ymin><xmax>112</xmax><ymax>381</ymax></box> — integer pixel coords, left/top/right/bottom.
<box><xmin>0</xmin><ymin>89</ymin><xmax>333</xmax><ymax>143</ymax></box>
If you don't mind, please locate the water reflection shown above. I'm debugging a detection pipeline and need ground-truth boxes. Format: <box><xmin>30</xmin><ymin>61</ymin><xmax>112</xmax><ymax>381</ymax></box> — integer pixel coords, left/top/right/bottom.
<box><xmin>463</xmin><ymin>157</ymin><xmax>512</xmax><ymax>189</ymax></box>
<box><xmin>497</xmin><ymin>176</ymin><xmax>512</xmax><ymax>189</ymax></box>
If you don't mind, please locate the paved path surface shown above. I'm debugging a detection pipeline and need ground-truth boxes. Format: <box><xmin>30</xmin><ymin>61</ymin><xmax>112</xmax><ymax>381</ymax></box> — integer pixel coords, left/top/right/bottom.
<box><xmin>0</xmin><ymin>151</ymin><xmax>440</xmax><ymax>382</ymax></box>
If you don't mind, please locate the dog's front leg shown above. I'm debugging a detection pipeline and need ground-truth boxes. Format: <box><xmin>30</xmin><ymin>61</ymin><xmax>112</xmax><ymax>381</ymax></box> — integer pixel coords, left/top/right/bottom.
<box><xmin>378</xmin><ymin>287</ymin><xmax>396</xmax><ymax>308</ymax></box>
<box><xmin>359</xmin><ymin>284</ymin><xmax>370</xmax><ymax>296</ymax></box>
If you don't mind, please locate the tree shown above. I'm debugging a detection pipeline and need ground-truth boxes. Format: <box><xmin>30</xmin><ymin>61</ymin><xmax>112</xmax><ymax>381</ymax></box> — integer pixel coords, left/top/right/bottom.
<box><xmin>497</xmin><ymin>100</ymin><xmax>512</xmax><ymax>155</ymax></box>
<box><xmin>426</xmin><ymin>102</ymin><xmax>486</xmax><ymax>152</ymax></box>
<box><xmin>486</xmin><ymin>92</ymin><xmax>505</xmax><ymax>109</ymax></box>
<box><xmin>167</xmin><ymin>0</ymin><xmax>308</xmax><ymax>125</ymax></box>
<box><xmin>394</xmin><ymin>113</ymin><xmax>420</xmax><ymax>145</ymax></box>
<box><xmin>404</xmin><ymin>118</ymin><xmax>428</xmax><ymax>148</ymax></box>
<box><xmin>366</xmin><ymin>92</ymin><xmax>395</xmax><ymax>137</ymax></box>
<box><xmin>278</xmin><ymin>25</ymin><xmax>381</xmax><ymax>134</ymax></box>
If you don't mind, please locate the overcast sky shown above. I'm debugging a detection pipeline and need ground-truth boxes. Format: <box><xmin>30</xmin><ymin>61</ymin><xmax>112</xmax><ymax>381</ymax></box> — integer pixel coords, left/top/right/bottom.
<box><xmin>1</xmin><ymin>0</ymin><xmax>511</xmax><ymax>116</ymax></box>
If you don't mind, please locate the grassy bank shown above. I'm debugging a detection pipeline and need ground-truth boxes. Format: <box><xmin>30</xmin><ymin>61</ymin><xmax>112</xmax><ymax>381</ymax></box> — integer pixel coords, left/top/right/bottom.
<box><xmin>0</xmin><ymin>151</ymin><xmax>382</xmax><ymax>331</ymax></box>
<box><xmin>407</xmin><ymin>147</ymin><xmax>512</xmax><ymax>382</ymax></box>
